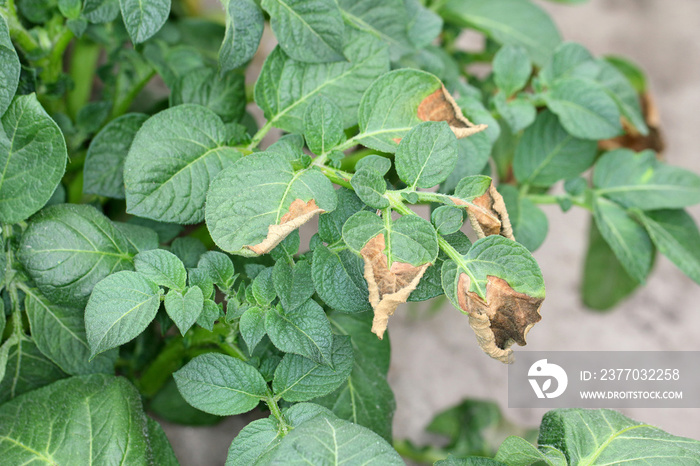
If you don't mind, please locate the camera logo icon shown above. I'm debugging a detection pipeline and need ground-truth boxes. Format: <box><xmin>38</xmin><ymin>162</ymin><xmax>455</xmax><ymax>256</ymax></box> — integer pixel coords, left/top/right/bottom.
<box><xmin>528</xmin><ymin>359</ymin><xmax>568</xmax><ymax>399</ymax></box>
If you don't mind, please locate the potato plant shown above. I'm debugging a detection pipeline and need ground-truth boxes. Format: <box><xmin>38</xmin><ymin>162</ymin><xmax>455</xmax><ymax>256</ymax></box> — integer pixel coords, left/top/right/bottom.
<box><xmin>1</xmin><ymin>0</ymin><xmax>700</xmax><ymax>464</ymax></box>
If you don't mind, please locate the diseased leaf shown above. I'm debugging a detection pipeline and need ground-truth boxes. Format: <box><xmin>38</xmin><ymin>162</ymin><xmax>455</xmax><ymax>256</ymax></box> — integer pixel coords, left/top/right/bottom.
<box><xmin>0</xmin><ymin>374</ymin><xmax>173</xmax><ymax>465</ymax></box>
<box><xmin>513</xmin><ymin>110</ymin><xmax>597</xmax><ymax>187</ymax></box>
<box><xmin>582</xmin><ymin>222</ymin><xmax>640</xmax><ymax>311</ymax></box>
<box><xmin>493</xmin><ymin>45</ymin><xmax>532</xmax><ymax>96</ymax></box>
<box><xmin>304</xmin><ymin>95</ymin><xmax>344</xmax><ymax>154</ymax></box>
<box><xmin>312</xmin><ymin>245</ymin><xmax>371</xmax><ymax>313</ymax></box>
<box><xmin>592</xmin><ymin>196</ymin><xmax>653</xmax><ymax>283</ymax></box>
<box><xmin>268</xmin><ymin>415</ymin><xmax>404</xmax><ymax>465</ymax></box>
<box><xmin>85</xmin><ymin>271</ymin><xmax>162</xmax><ymax>357</ymax></box>
<box><xmin>441</xmin><ymin>235</ymin><xmax>545</xmax><ymax>363</ymax></box>
<box><xmin>171</xmin><ymin>68</ymin><xmax>246</xmax><ymax>123</ymax></box>
<box><xmin>593</xmin><ymin>149</ymin><xmax>700</xmax><ymax>210</ymax></box>
<box><xmin>220</xmin><ymin>0</ymin><xmax>264</xmax><ymax>72</ymax></box>
<box><xmin>24</xmin><ymin>287</ymin><xmax>117</xmax><ymax>375</ymax></box>
<box><xmin>173</xmin><ymin>353</ymin><xmax>268</xmax><ymax>416</ymax></box>
<box><xmin>206</xmin><ymin>151</ymin><xmax>337</xmax><ymax>256</ymax></box>
<box><xmin>272</xmin><ymin>335</ymin><xmax>353</xmax><ymax>402</ymax></box>
<box><xmin>441</xmin><ymin>0</ymin><xmax>561</xmax><ymax>66</ymax></box>
<box><xmin>0</xmin><ymin>16</ymin><xmax>20</xmax><ymax>117</ymax></box>
<box><xmin>395</xmin><ymin>121</ymin><xmax>458</xmax><ymax>189</ymax></box>
<box><xmin>120</xmin><ymin>0</ymin><xmax>170</xmax><ymax>44</ymax></box>
<box><xmin>124</xmin><ymin>104</ymin><xmax>242</xmax><ymax>224</ymax></box>
<box><xmin>255</xmin><ymin>28</ymin><xmax>389</xmax><ymax>133</ymax></box>
<box><xmin>134</xmin><ymin>249</ymin><xmax>187</xmax><ymax>291</ymax></box>
<box><xmin>265</xmin><ymin>299</ymin><xmax>334</xmax><ymax>364</ymax></box>
<box><xmin>356</xmin><ymin>69</ymin><xmax>487</xmax><ymax>152</ymax></box>
<box><xmin>19</xmin><ymin>204</ymin><xmax>135</xmax><ymax>306</ymax></box>
<box><xmin>0</xmin><ymin>95</ymin><xmax>67</xmax><ymax>224</ymax></box>
<box><xmin>262</xmin><ymin>0</ymin><xmax>345</xmax><ymax>63</ymax></box>
<box><xmin>451</xmin><ymin>179</ymin><xmax>514</xmax><ymax>240</ymax></box>
<box><xmin>164</xmin><ymin>286</ymin><xmax>204</xmax><ymax>335</ymax></box>
<box><xmin>538</xmin><ymin>409</ymin><xmax>700</xmax><ymax>465</ymax></box>
<box><xmin>544</xmin><ymin>77</ymin><xmax>622</xmax><ymax>140</ymax></box>
<box><xmin>632</xmin><ymin>209</ymin><xmax>700</xmax><ymax>285</ymax></box>
<box><xmin>84</xmin><ymin>113</ymin><xmax>148</xmax><ymax>199</ymax></box>
<box><xmin>0</xmin><ymin>338</ymin><xmax>67</xmax><ymax>404</ymax></box>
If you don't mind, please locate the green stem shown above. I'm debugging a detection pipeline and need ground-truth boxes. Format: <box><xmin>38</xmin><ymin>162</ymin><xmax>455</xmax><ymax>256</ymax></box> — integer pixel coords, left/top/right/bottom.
<box><xmin>393</xmin><ymin>439</ymin><xmax>448</xmax><ymax>465</ymax></box>
<box><xmin>67</xmin><ymin>40</ymin><xmax>101</xmax><ymax>119</ymax></box>
<box><xmin>3</xmin><ymin>0</ymin><xmax>41</xmax><ymax>54</ymax></box>
<box><xmin>527</xmin><ymin>193</ymin><xmax>592</xmax><ymax>211</ymax></box>
<box><xmin>43</xmin><ymin>28</ymin><xmax>74</xmax><ymax>83</ymax></box>
<box><xmin>247</xmin><ymin>120</ymin><xmax>274</xmax><ymax>150</ymax></box>
<box><xmin>266</xmin><ymin>394</ymin><xmax>290</xmax><ymax>435</ymax></box>
<box><xmin>319</xmin><ymin>165</ymin><xmax>353</xmax><ymax>190</ymax></box>
<box><xmin>111</xmin><ymin>69</ymin><xmax>156</xmax><ymax>119</ymax></box>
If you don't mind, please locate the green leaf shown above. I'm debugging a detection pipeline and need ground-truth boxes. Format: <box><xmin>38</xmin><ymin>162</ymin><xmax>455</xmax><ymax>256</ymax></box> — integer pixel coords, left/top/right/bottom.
<box><xmin>582</xmin><ymin>222</ymin><xmax>640</xmax><ymax>311</ymax></box>
<box><xmin>442</xmin><ymin>0</ymin><xmax>561</xmax><ymax>66</ymax></box>
<box><xmin>592</xmin><ymin>196</ymin><xmax>653</xmax><ymax>283</ymax></box>
<box><xmin>226</xmin><ymin>418</ymin><xmax>280</xmax><ymax>466</ymax></box>
<box><xmin>114</xmin><ymin>221</ymin><xmax>159</xmax><ymax>253</ymax></box>
<box><xmin>124</xmin><ymin>104</ymin><xmax>243</xmax><ymax>224</ymax></box>
<box><xmin>436</xmin><ymin>457</ymin><xmax>508</xmax><ymax>466</ymax></box>
<box><xmin>197</xmin><ymin>299</ymin><xmax>221</xmax><ymax>331</ymax></box>
<box><xmin>83</xmin><ymin>113</ymin><xmax>148</xmax><ymax>199</ymax></box>
<box><xmin>240</xmin><ymin>306</ymin><xmax>267</xmax><ymax>352</ymax></box>
<box><xmin>134</xmin><ymin>248</ymin><xmax>187</xmax><ymax>291</ymax></box>
<box><xmin>539</xmin><ymin>41</ymin><xmax>596</xmax><ymax>86</ymax></box>
<box><xmin>304</xmin><ymin>95</ymin><xmax>344</xmax><ymax>154</ymax></box>
<box><xmin>343</xmin><ymin>211</ymin><xmax>439</xmax><ymax>266</ymax></box>
<box><xmin>396</xmin><ymin>121</ymin><xmax>458</xmax><ymax>189</ymax></box>
<box><xmin>84</xmin><ymin>0</ymin><xmax>121</xmax><ymax>23</ymax></box>
<box><xmin>432</xmin><ymin>205</ymin><xmax>464</xmax><ymax>235</ymax></box>
<box><xmin>594</xmin><ymin>59</ymin><xmax>648</xmax><ymax>135</ymax></box>
<box><xmin>206</xmin><ymin>151</ymin><xmax>337</xmax><ymax>256</ymax></box>
<box><xmin>500</xmin><ymin>185</ymin><xmax>548</xmax><ymax>252</ymax></box>
<box><xmin>252</xmin><ymin>267</ymin><xmax>276</xmax><ymax>305</ymax></box>
<box><xmin>0</xmin><ymin>94</ymin><xmax>67</xmax><ymax>224</ymax></box>
<box><xmin>513</xmin><ymin>110</ymin><xmax>597</xmax><ymax>187</ymax></box>
<box><xmin>0</xmin><ymin>374</ymin><xmax>173</xmax><ymax>464</ymax></box>
<box><xmin>442</xmin><ymin>131</ymin><xmax>492</xmax><ymax>192</ymax></box>
<box><xmin>262</xmin><ymin>0</ymin><xmax>345</xmax><ymax>63</ymax></box>
<box><xmin>494</xmin><ymin>435</ymin><xmax>567</xmax><ymax>466</ymax></box>
<box><xmin>164</xmin><ymin>286</ymin><xmax>204</xmax><ymax>335</ymax></box>
<box><xmin>632</xmin><ymin>209</ymin><xmax>700</xmax><ymax>285</ymax></box>
<box><xmin>146</xmin><ymin>418</ymin><xmax>180</xmax><ymax>465</ymax></box>
<box><xmin>173</xmin><ymin>352</ymin><xmax>268</xmax><ymax>415</ymax></box>
<box><xmin>593</xmin><ymin>149</ymin><xmax>700</xmax><ymax>210</ymax></box>
<box><xmin>356</xmin><ymin>154</ymin><xmax>392</xmax><ymax>175</ymax></box>
<box><xmin>273</xmin><ymin>335</ymin><xmax>353</xmax><ymax>402</ymax></box>
<box><xmin>538</xmin><ymin>409</ymin><xmax>700</xmax><ymax>465</ymax></box>
<box><xmin>120</xmin><ymin>0</ymin><xmax>170</xmax><ymax>44</ymax></box>
<box><xmin>410</xmin><ymin>231</ymin><xmax>471</xmax><ymax>302</ymax></box>
<box><xmin>337</xmin><ymin>0</ymin><xmax>413</xmax><ymax>60</ymax></box>
<box><xmin>171</xmin><ymin>236</ymin><xmax>208</xmax><ymax>268</ymax></box>
<box><xmin>273</xmin><ymin>259</ymin><xmax>315</xmax><ymax>312</ymax></box>
<box><xmin>316</xmin><ymin>312</ymin><xmax>395</xmax><ymax>441</ymax></box>
<box><xmin>405</xmin><ymin>0</ymin><xmax>443</xmax><ymax>49</ymax></box>
<box><xmin>85</xmin><ymin>270</ymin><xmax>162</xmax><ymax>357</ymax></box>
<box><xmin>24</xmin><ymin>287</ymin><xmax>117</xmax><ymax>375</ymax></box>
<box><xmin>198</xmin><ymin>251</ymin><xmax>236</xmax><ymax>290</ymax></box>
<box><xmin>19</xmin><ymin>204</ymin><xmax>135</xmax><ymax>306</ymax></box>
<box><xmin>605</xmin><ymin>55</ymin><xmax>646</xmax><ymax>93</ymax></box>
<box><xmin>0</xmin><ymin>16</ymin><xmax>20</xmax><ymax>117</ymax></box>
<box><xmin>318</xmin><ymin>187</ymin><xmax>369</xmax><ymax>244</ymax></box>
<box><xmin>442</xmin><ymin>235</ymin><xmax>545</xmax><ymax>302</ymax></box>
<box><xmin>493</xmin><ymin>45</ymin><xmax>532</xmax><ymax>96</ymax></box>
<box><xmin>254</xmin><ymin>28</ymin><xmax>389</xmax><ymax>133</ymax></box>
<box><xmin>493</xmin><ymin>93</ymin><xmax>536</xmax><ymax>134</ymax></box>
<box><xmin>220</xmin><ymin>0</ymin><xmax>264</xmax><ymax>72</ymax></box>
<box><xmin>269</xmin><ymin>415</ymin><xmax>404</xmax><ymax>464</ymax></box>
<box><xmin>171</xmin><ymin>68</ymin><xmax>246</xmax><ymax>123</ymax></box>
<box><xmin>265</xmin><ymin>299</ymin><xmax>334</xmax><ymax>365</ymax></box>
<box><xmin>544</xmin><ymin>77</ymin><xmax>622</xmax><ymax>140</ymax></box>
<box><xmin>351</xmin><ymin>167</ymin><xmax>390</xmax><ymax>209</ymax></box>
<box><xmin>356</xmin><ymin>69</ymin><xmax>443</xmax><ymax>153</ymax></box>
<box><xmin>0</xmin><ymin>338</ymin><xmax>67</xmax><ymax>404</ymax></box>
<box><xmin>312</xmin><ymin>245</ymin><xmax>371</xmax><ymax>313</ymax></box>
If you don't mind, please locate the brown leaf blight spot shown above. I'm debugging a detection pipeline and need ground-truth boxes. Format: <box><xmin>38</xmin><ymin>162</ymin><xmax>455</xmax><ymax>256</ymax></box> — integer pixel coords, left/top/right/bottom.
<box><xmin>246</xmin><ymin>199</ymin><xmax>324</xmax><ymax>255</ymax></box>
<box><xmin>457</xmin><ymin>274</ymin><xmax>543</xmax><ymax>364</ymax></box>
<box><xmin>599</xmin><ymin>91</ymin><xmax>665</xmax><ymax>157</ymax></box>
<box><xmin>361</xmin><ymin>234</ymin><xmax>429</xmax><ymax>339</ymax></box>
<box><xmin>417</xmin><ymin>85</ymin><xmax>488</xmax><ymax>139</ymax></box>
<box><xmin>451</xmin><ymin>184</ymin><xmax>514</xmax><ymax>240</ymax></box>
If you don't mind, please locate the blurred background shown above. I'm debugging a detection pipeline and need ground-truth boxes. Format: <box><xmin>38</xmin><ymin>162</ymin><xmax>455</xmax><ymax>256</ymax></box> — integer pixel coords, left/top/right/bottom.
<box><xmin>162</xmin><ymin>0</ymin><xmax>700</xmax><ymax>463</ymax></box>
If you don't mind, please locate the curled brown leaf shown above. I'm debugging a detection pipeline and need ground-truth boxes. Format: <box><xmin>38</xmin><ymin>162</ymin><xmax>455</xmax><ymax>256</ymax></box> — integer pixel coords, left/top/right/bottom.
<box><xmin>417</xmin><ymin>84</ymin><xmax>488</xmax><ymax>139</ymax></box>
<box><xmin>457</xmin><ymin>274</ymin><xmax>543</xmax><ymax>363</ymax></box>
<box><xmin>451</xmin><ymin>184</ymin><xmax>514</xmax><ymax>240</ymax></box>
<box><xmin>599</xmin><ymin>91</ymin><xmax>665</xmax><ymax>157</ymax></box>
<box><xmin>361</xmin><ymin>234</ymin><xmax>429</xmax><ymax>339</ymax></box>
<box><xmin>246</xmin><ymin>199</ymin><xmax>324</xmax><ymax>255</ymax></box>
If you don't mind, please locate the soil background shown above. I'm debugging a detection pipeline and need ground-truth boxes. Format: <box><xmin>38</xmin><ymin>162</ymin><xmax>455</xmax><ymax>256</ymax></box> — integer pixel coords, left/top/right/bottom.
<box><xmin>161</xmin><ymin>1</ymin><xmax>700</xmax><ymax>463</ymax></box>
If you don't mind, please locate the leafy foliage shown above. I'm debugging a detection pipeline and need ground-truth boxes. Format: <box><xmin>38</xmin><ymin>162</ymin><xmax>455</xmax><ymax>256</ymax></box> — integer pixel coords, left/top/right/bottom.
<box><xmin>0</xmin><ymin>0</ymin><xmax>698</xmax><ymax>464</ymax></box>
